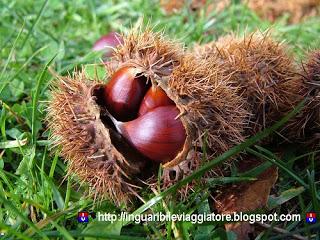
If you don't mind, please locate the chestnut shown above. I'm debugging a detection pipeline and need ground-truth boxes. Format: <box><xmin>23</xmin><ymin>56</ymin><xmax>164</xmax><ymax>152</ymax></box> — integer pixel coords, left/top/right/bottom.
<box><xmin>104</xmin><ymin>66</ymin><xmax>148</xmax><ymax>121</ymax></box>
<box><xmin>115</xmin><ymin>106</ymin><xmax>186</xmax><ymax>163</ymax></box>
<box><xmin>93</xmin><ymin>32</ymin><xmax>123</xmax><ymax>57</ymax></box>
<box><xmin>138</xmin><ymin>86</ymin><xmax>174</xmax><ymax>116</ymax></box>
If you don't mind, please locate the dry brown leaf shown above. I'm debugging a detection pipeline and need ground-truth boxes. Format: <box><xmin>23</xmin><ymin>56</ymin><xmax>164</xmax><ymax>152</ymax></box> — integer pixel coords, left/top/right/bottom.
<box><xmin>215</xmin><ymin>158</ymin><xmax>278</xmax><ymax>240</ymax></box>
<box><xmin>160</xmin><ymin>0</ymin><xmax>230</xmax><ymax>15</ymax></box>
<box><xmin>160</xmin><ymin>0</ymin><xmax>185</xmax><ymax>14</ymax></box>
<box><xmin>246</xmin><ymin>0</ymin><xmax>320</xmax><ymax>23</ymax></box>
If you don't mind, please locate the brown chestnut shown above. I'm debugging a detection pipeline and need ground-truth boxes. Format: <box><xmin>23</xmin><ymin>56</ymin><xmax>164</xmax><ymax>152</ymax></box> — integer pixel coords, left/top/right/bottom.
<box><xmin>138</xmin><ymin>86</ymin><xmax>174</xmax><ymax>116</ymax></box>
<box><xmin>104</xmin><ymin>67</ymin><xmax>148</xmax><ymax>121</ymax></box>
<box><xmin>114</xmin><ymin>106</ymin><xmax>186</xmax><ymax>163</ymax></box>
<box><xmin>93</xmin><ymin>32</ymin><xmax>123</xmax><ymax>57</ymax></box>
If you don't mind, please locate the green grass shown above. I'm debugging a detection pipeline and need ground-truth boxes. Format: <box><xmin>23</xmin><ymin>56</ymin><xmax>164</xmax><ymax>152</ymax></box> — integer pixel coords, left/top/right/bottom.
<box><xmin>0</xmin><ymin>0</ymin><xmax>319</xmax><ymax>239</ymax></box>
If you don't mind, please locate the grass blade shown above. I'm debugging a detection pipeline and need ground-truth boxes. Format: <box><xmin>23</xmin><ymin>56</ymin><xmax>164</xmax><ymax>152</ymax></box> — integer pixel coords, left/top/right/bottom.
<box><xmin>20</xmin><ymin>0</ymin><xmax>49</xmax><ymax>49</ymax></box>
<box><xmin>0</xmin><ymin>194</ymin><xmax>49</xmax><ymax>240</ymax></box>
<box><xmin>31</xmin><ymin>54</ymin><xmax>57</xmax><ymax>144</ymax></box>
<box><xmin>0</xmin><ymin>138</ymin><xmax>28</xmax><ymax>149</ymax></box>
<box><xmin>50</xmin><ymin>222</ymin><xmax>75</xmax><ymax>240</ymax></box>
<box><xmin>268</xmin><ymin>223</ymin><xmax>320</xmax><ymax>240</ymax></box>
<box><xmin>247</xmin><ymin>147</ymin><xmax>308</xmax><ymax>188</ymax></box>
<box><xmin>306</xmin><ymin>170</ymin><xmax>320</xmax><ymax>212</ymax></box>
<box><xmin>0</xmin><ymin>46</ymin><xmax>47</xmax><ymax>94</ymax></box>
<box><xmin>0</xmin><ymin>222</ymin><xmax>32</xmax><ymax>240</ymax></box>
<box><xmin>43</xmin><ymin>231</ymin><xmax>146</xmax><ymax>239</ymax></box>
<box><xmin>207</xmin><ymin>176</ymin><xmax>256</xmax><ymax>186</ymax></box>
<box><xmin>0</xmin><ymin>21</ymin><xmax>25</xmax><ymax>81</ymax></box>
<box><xmin>238</xmin><ymin>161</ymin><xmax>273</xmax><ymax>177</ymax></box>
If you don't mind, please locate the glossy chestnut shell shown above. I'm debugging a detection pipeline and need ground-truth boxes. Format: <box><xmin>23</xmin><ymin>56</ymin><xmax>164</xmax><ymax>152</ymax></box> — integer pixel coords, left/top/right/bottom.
<box><xmin>138</xmin><ymin>86</ymin><xmax>174</xmax><ymax>116</ymax></box>
<box><xmin>104</xmin><ymin>67</ymin><xmax>148</xmax><ymax>121</ymax></box>
<box><xmin>118</xmin><ymin>106</ymin><xmax>186</xmax><ymax>163</ymax></box>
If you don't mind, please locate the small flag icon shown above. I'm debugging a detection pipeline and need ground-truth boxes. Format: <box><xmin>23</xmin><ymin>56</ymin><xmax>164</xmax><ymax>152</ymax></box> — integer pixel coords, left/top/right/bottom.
<box><xmin>306</xmin><ymin>212</ymin><xmax>316</xmax><ymax>224</ymax></box>
<box><xmin>78</xmin><ymin>211</ymin><xmax>89</xmax><ymax>223</ymax></box>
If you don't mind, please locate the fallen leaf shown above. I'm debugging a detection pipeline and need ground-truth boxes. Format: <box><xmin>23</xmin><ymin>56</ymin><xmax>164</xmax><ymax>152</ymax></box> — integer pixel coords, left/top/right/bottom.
<box><xmin>160</xmin><ymin>0</ymin><xmax>185</xmax><ymax>14</ymax></box>
<box><xmin>160</xmin><ymin>0</ymin><xmax>230</xmax><ymax>15</ymax></box>
<box><xmin>246</xmin><ymin>0</ymin><xmax>320</xmax><ymax>24</ymax></box>
<box><xmin>215</xmin><ymin>157</ymin><xmax>278</xmax><ymax>240</ymax></box>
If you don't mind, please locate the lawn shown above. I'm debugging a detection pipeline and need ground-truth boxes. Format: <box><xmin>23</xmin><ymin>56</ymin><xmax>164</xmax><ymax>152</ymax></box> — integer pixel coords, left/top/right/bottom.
<box><xmin>0</xmin><ymin>0</ymin><xmax>319</xmax><ymax>239</ymax></box>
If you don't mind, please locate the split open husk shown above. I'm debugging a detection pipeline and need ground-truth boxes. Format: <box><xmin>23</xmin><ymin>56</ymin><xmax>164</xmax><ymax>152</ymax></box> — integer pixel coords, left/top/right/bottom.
<box><xmin>48</xmin><ymin>29</ymin><xmax>249</xmax><ymax>205</ymax></box>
